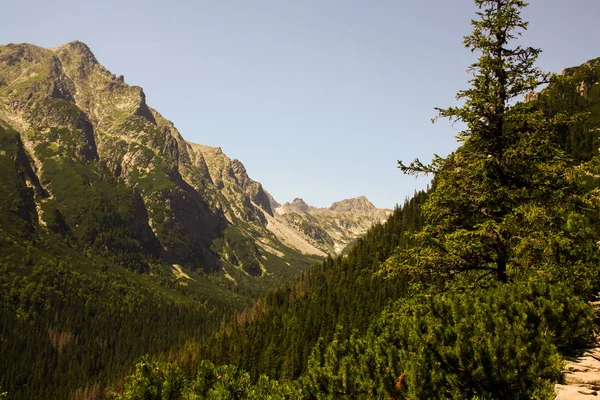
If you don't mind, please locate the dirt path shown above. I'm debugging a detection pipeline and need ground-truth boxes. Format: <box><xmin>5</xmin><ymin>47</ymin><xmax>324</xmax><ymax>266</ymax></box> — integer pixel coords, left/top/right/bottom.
<box><xmin>555</xmin><ymin>303</ymin><xmax>600</xmax><ymax>399</ymax></box>
<box><xmin>555</xmin><ymin>348</ymin><xmax>600</xmax><ymax>399</ymax></box>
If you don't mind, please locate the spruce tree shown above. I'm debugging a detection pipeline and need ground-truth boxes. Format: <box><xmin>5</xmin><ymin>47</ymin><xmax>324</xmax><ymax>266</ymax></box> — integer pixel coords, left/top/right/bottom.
<box><xmin>397</xmin><ymin>0</ymin><xmax>599</xmax><ymax>286</ymax></box>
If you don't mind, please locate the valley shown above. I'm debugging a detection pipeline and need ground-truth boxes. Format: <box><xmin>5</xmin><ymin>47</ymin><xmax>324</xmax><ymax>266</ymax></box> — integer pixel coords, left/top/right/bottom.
<box><xmin>2</xmin><ymin>1</ymin><xmax>600</xmax><ymax>398</ymax></box>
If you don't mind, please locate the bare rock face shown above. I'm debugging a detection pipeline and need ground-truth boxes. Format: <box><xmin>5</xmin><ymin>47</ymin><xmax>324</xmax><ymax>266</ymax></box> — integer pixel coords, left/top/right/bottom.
<box><xmin>231</xmin><ymin>159</ymin><xmax>273</xmax><ymax>216</ymax></box>
<box><xmin>265</xmin><ymin>190</ymin><xmax>281</xmax><ymax>211</ymax></box>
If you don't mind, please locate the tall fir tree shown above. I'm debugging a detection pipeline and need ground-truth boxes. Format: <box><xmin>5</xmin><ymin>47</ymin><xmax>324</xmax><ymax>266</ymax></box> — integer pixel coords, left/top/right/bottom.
<box><xmin>397</xmin><ymin>0</ymin><xmax>600</xmax><ymax>288</ymax></box>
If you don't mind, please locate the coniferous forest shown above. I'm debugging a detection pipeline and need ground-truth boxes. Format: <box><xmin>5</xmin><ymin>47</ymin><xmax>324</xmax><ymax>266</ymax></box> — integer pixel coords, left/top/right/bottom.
<box><xmin>4</xmin><ymin>0</ymin><xmax>600</xmax><ymax>399</ymax></box>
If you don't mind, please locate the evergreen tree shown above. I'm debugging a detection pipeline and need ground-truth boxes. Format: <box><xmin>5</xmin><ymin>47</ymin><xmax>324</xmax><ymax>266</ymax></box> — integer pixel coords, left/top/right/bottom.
<box><xmin>397</xmin><ymin>0</ymin><xmax>599</xmax><ymax>286</ymax></box>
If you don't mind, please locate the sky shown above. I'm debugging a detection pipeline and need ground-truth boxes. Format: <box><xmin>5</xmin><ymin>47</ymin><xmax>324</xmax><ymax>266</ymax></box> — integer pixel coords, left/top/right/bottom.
<box><xmin>2</xmin><ymin>0</ymin><xmax>600</xmax><ymax>209</ymax></box>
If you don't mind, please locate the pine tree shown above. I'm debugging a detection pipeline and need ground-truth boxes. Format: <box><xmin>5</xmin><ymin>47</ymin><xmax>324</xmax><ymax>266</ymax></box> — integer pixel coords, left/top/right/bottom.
<box><xmin>397</xmin><ymin>0</ymin><xmax>599</xmax><ymax>286</ymax></box>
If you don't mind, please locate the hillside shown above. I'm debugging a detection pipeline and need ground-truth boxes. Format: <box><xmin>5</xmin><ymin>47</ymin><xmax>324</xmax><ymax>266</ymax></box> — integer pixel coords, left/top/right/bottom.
<box><xmin>0</xmin><ymin>41</ymin><xmax>322</xmax><ymax>287</ymax></box>
<box><xmin>0</xmin><ymin>40</ymin><xmax>390</xmax><ymax>286</ymax></box>
<box><xmin>200</xmin><ymin>192</ymin><xmax>425</xmax><ymax>380</ymax></box>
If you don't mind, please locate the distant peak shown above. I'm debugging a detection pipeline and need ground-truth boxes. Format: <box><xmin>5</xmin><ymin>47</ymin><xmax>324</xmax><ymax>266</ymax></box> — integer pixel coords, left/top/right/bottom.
<box><xmin>280</xmin><ymin>198</ymin><xmax>310</xmax><ymax>213</ymax></box>
<box><xmin>329</xmin><ymin>196</ymin><xmax>376</xmax><ymax>213</ymax></box>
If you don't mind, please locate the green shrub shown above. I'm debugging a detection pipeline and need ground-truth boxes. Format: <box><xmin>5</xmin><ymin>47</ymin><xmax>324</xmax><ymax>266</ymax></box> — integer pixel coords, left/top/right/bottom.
<box><xmin>302</xmin><ymin>279</ymin><xmax>593</xmax><ymax>399</ymax></box>
<box><xmin>119</xmin><ymin>359</ymin><xmax>304</xmax><ymax>400</ymax></box>
<box><xmin>119</xmin><ymin>357</ymin><xmax>186</xmax><ymax>400</ymax></box>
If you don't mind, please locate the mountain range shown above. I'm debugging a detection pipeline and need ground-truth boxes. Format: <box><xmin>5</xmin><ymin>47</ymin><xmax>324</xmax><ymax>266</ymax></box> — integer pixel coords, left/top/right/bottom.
<box><xmin>0</xmin><ymin>40</ymin><xmax>389</xmax><ymax>289</ymax></box>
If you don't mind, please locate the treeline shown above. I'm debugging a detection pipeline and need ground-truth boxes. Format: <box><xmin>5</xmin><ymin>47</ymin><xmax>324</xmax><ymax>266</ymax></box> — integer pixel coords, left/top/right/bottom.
<box><xmin>537</xmin><ymin>56</ymin><xmax>600</xmax><ymax>162</ymax></box>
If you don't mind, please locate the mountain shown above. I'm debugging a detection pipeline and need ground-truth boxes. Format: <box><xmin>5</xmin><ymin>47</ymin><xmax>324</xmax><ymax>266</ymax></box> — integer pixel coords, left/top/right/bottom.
<box><xmin>278</xmin><ymin>198</ymin><xmax>311</xmax><ymax>213</ymax></box>
<box><xmin>274</xmin><ymin>196</ymin><xmax>392</xmax><ymax>255</ymax></box>
<box><xmin>329</xmin><ymin>195</ymin><xmax>376</xmax><ymax>213</ymax></box>
<box><xmin>535</xmin><ymin>56</ymin><xmax>600</xmax><ymax>162</ymax></box>
<box><xmin>0</xmin><ymin>41</ymin><xmax>392</xmax><ymax>398</ymax></box>
<box><xmin>0</xmin><ymin>41</ymin><xmax>324</xmax><ymax>290</ymax></box>
<box><xmin>0</xmin><ymin>41</ymin><xmax>388</xmax><ymax>285</ymax></box>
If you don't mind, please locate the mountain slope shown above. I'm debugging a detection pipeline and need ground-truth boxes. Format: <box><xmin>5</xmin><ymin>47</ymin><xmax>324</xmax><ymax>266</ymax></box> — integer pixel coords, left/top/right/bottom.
<box><xmin>0</xmin><ymin>121</ymin><xmax>253</xmax><ymax>398</ymax></box>
<box><xmin>0</xmin><ymin>41</ymin><xmax>388</xmax><ymax>287</ymax></box>
<box><xmin>535</xmin><ymin>56</ymin><xmax>600</xmax><ymax>162</ymax></box>
<box><xmin>200</xmin><ymin>193</ymin><xmax>424</xmax><ymax>381</ymax></box>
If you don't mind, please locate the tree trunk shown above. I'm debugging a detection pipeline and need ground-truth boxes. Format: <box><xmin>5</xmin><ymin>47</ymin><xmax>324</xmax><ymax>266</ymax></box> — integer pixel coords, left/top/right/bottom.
<box><xmin>497</xmin><ymin>255</ymin><xmax>507</xmax><ymax>283</ymax></box>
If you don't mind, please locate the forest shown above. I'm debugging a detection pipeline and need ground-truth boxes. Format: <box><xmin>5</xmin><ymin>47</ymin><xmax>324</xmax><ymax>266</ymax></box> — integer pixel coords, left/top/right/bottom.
<box><xmin>3</xmin><ymin>0</ymin><xmax>600</xmax><ymax>398</ymax></box>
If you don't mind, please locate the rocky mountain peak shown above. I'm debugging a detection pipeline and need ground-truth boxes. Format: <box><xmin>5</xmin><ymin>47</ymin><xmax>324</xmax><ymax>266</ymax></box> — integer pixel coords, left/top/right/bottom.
<box><xmin>52</xmin><ymin>41</ymin><xmax>100</xmax><ymax>82</ymax></box>
<box><xmin>292</xmin><ymin>198</ymin><xmax>310</xmax><ymax>211</ymax></box>
<box><xmin>329</xmin><ymin>196</ymin><xmax>376</xmax><ymax>213</ymax></box>
<box><xmin>53</xmin><ymin>41</ymin><xmax>97</xmax><ymax>61</ymax></box>
<box><xmin>279</xmin><ymin>198</ymin><xmax>310</xmax><ymax>213</ymax></box>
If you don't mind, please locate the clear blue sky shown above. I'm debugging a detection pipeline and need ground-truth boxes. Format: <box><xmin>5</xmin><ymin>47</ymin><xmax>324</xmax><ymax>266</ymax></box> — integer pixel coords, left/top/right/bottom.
<box><xmin>3</xmin><ymin>1</ymin><xmax>599</xmax><ymax>208</ymax></box>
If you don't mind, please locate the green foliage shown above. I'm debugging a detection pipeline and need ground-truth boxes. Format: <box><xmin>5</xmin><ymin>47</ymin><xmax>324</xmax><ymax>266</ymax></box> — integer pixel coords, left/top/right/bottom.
<box><xmin>303</xmin><ymin>279</ymin><xmax>592</xmax><ymax>399</ymax></box>
<box><xmin>0</xmin><ymin>235</ymin><xmax>248</xmax><ymax>399</ymax></box>
<box><xmin>118</xmin><ymin>358</ymin><xmax>303</xmax><ymax>400</ymax></box>
<box><xmin>215</xmin><ymin>226</ymin><xmax>262</xmax><ymax>276</ymax></box>
<box><xmin>119</xmin><ymin>278</ymin><xmax>592</xmax><ymax>399</ymax></box>
<box><xmin>0</xmin><ymin>125</ymin><xmax>38</xmax><ymax>235</ymax></box>
<box><xmin>120</xmin><ymin>357</ymin><xmax>187</xmax><ymax>400</ymax></box>
<box><xmin>396</xmin><ymin>0</ymin><xmax>600</xmax><ymax>289</ymax></box>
